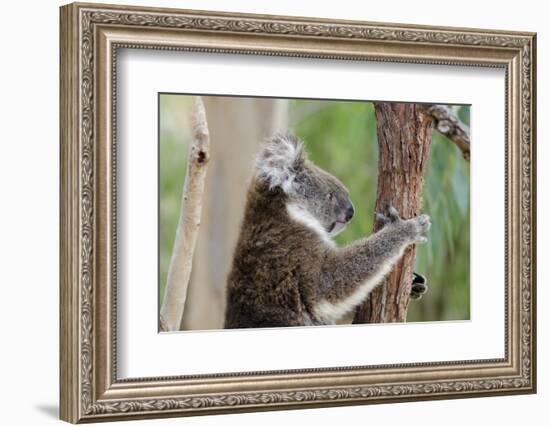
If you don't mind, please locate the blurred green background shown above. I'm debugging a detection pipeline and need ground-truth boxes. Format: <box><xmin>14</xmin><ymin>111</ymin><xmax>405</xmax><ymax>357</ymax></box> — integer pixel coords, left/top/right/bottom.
<box><xmin>160</xmin><ymin>95</ymin><xmax>470</xmax><ymax>322</ymax></box>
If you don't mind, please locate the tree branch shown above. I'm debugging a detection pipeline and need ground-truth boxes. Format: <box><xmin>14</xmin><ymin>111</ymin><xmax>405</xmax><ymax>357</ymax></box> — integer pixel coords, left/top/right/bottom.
<box><xmin>422</xmin><ymin>105</ymin><xmax>470</xmax><ymax>161</ymax></box>
<box><xmin>160</xmin><ymin>97</ymin><xmax>210</xmax><ymax>332</ymax></box>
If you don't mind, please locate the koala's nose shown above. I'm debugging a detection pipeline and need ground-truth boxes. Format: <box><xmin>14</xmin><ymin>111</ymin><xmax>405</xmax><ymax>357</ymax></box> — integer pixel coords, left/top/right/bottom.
<box><xmin>345</xmin><ymin>204</ymin><xmax>354</xmax><ymax>222</ymax></box>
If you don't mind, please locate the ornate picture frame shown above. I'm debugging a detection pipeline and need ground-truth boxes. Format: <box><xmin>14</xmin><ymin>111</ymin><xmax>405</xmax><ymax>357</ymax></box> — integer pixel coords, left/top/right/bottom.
<box><xmin>60</xmin><ymin>2</ymin><xmax>536</xmax><ymax>423</ymax></box>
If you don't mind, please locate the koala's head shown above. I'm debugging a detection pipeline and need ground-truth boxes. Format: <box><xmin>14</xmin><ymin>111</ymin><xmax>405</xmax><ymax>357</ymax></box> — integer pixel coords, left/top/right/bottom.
<box><xmin>256</xmin><ymin>133</ymin><xmax>354</xmax><ymax>236</ymax></box>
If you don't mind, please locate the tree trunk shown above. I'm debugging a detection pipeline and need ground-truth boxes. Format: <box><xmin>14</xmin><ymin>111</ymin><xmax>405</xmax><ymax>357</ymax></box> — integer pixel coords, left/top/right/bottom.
<box><xmin>353</xmin><ymin>102</ymin><xmax>433</xmax><ymax>324</ymax></box>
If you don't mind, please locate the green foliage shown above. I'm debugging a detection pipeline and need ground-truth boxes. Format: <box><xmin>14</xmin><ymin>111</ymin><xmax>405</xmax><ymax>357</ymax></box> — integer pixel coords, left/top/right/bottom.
<box><xmin>410</xmin><ymin>128</ymin><xmax>470</xmax><ymax>321</ymax></box>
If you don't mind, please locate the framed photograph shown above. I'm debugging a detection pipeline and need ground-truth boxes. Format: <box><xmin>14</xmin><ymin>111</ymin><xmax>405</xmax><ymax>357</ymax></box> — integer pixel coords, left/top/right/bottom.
<box><xmin>60</xmin><ymin>2</ymin><xmax>536</xmax><ymax>423</ymax></box>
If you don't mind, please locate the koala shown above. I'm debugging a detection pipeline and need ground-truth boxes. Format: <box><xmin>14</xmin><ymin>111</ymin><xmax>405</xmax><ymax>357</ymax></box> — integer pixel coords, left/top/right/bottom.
<box><xmin>224</xmin><ymin>133</ymin><xmax>430</xmax><ymax>329</ymax></box>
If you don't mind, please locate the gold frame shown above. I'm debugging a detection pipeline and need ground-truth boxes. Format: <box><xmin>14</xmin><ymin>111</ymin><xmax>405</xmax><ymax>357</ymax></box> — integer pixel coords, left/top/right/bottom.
<box><xmin>59</xmin><ymin>2</ymin><xmax>537</xmax><ymax>423</ymax></box>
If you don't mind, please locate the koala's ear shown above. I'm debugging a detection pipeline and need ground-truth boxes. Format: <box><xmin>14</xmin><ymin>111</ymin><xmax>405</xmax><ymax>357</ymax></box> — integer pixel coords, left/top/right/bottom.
<box><xmin>256</xmin><ymin>133</ymin><xmax>306</xmax><ymax>193</ymax></box>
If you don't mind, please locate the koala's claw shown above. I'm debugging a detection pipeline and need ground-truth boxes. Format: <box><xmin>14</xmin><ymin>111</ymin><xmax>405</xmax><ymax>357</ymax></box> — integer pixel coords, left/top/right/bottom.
<box><xmin>410</xmin><ymin>272</ymin><xmax>428</xmax><ymax>300</ymax></box>
<box><xmin>388</xmin><ymin>204</ymin><xmax>400</xmax><ymax>221</ymax></box>
<box><xmin>375</xmin><ymin>204</ymin><xmax>402</xmax><ymax>228</ymax></box>
<box><xmin>375</xmin><ymin>212</ymin><xmax>390</xmax><ymax>226</ymax></box>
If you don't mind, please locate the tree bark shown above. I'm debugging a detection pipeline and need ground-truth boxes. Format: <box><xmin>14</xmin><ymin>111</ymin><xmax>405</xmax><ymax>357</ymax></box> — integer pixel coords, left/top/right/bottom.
<box><xmin>353</xmin><ymin>102</ymin><xmax>433</xmax><ymax>324</ymax></box>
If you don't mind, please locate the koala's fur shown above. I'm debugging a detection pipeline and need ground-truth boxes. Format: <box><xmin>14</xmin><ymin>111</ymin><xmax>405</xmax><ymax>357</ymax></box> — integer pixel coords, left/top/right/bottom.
<box><xmin>224</xmin><ymin>133</ymin><xmax>430</xmax><ymax>329</ymax></box>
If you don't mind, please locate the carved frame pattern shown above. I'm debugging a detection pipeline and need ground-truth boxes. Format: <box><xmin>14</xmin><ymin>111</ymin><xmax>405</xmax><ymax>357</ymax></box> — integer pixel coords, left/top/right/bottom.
<box><xmin>60</xmin><ymin>2</ymin><xmax>536</xmax><ymax>423</ymax></box>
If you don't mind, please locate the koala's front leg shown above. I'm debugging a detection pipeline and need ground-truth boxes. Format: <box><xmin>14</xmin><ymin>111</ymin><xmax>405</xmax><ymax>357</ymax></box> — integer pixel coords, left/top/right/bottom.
<box><xmin>314</xmin><ymin>206</ymin><xmax>430</xmax><ymax>323</ymax></box>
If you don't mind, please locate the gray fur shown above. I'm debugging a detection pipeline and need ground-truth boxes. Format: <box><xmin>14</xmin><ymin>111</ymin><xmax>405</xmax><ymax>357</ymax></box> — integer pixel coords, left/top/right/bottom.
<box><xmin>224</xmin><ymin>133</ymin><xmax>430</xmax><ymax>328</ymax></box>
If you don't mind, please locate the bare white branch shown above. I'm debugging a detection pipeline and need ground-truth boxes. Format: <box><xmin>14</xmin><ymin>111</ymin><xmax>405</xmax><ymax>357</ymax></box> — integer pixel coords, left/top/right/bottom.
<box><xmin>160</xmin><ymin>97</ymin><xmax>210</xmax><ymax>331</ymax></box>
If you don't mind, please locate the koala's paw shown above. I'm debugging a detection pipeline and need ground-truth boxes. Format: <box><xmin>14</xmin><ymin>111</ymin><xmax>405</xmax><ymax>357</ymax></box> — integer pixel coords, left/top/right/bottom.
<box><xmin>376</xmin><ymin>205</ymin><xmax>430</xmax><ymax>244</ymax></box>
<box><xmin>407</xmin><ymin>213</ymin><xmax>431</xmax><ymax>244</ymax></box>
<box><xmin>410</xmin><ymin>272</ymin><xmax>428</xmax><ymax>300</ymax></box>
<box><xmin>375</xmin><ymin>204</ymin><xmax>402</xmax><ymax>227</ymax></box>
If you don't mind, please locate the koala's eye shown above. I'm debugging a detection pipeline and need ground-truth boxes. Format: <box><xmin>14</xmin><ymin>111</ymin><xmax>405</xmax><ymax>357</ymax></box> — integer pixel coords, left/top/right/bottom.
<box><xmin>327</xmin><ymin>193</ymin><xmax>334</xmax><ymax>201</ymax></box>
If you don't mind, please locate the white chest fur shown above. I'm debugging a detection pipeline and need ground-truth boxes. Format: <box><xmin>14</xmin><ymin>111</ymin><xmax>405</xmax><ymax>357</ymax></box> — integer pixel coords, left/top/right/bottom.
<box><xmin>286</xmin><ymin>203</ymin><xmax>335</xmax><ymax>248</ymax></box>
